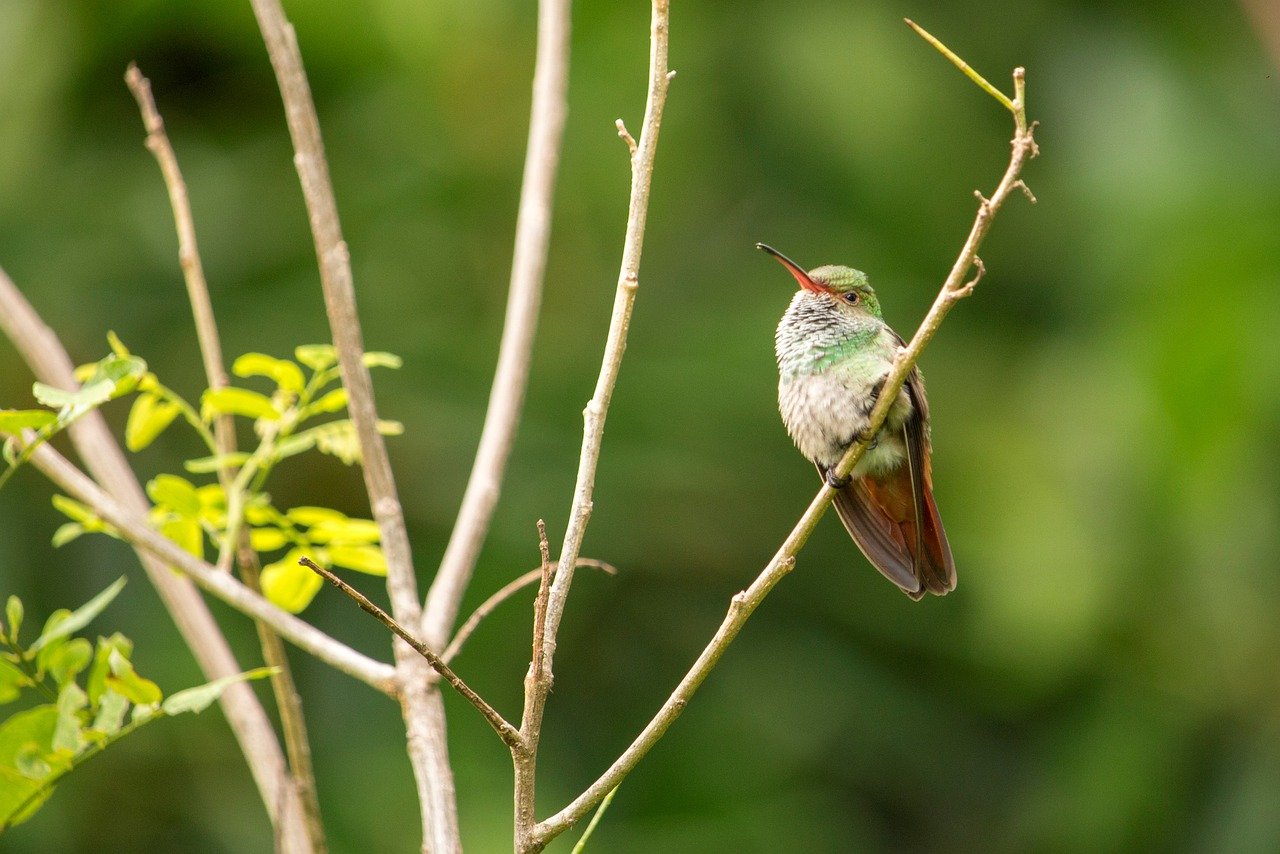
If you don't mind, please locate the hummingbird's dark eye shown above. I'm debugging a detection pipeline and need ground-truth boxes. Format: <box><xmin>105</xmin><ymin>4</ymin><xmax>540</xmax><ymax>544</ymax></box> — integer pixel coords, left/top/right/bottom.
<box><xmin>842</xmin><ymin>291</ymin><xmax>860</xmax><ymax>305</ymax></box>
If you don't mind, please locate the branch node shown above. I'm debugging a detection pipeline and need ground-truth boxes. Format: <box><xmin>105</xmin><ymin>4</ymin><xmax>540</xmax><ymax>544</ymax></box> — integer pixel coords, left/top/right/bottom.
<box><xmin>1015</xmin><ymin>180</ymin><xmax>1038</xmax><ymax>204</ymax></box>
<box><xmin>622</xmin><ymin>272</ymin><xmax>639</xmax><ymax>292</ymax></box>
<box><xmin>616</xmin><ymin>119</ymin><xmax>638</xmax><ymax>157</ymax></box>
<box><xmin>954</xmin><ymin>257</ymin><xmax>985</xmax><ymax>297</ymax></box>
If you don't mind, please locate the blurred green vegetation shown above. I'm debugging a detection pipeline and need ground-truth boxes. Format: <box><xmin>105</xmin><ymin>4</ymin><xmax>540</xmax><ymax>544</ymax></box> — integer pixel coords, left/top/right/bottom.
<box><xmin>2</xmin><ymin>0</ymin><xmax>1278</xmax><ymax>851</ymax></box>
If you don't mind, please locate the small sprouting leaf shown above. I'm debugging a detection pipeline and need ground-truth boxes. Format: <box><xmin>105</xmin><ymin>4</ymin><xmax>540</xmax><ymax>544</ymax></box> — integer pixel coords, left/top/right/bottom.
<box><xmin>46</xmin><ymin>638</ymin><xmax>92</xmax><ymax>688</ymax></box>
<box><xmin>260</xmin><ymin>549</ymin><xmax>323</xmax><ymax>613</ymax></box>
<box><xmin>182</xmin><ymin>452</ymin><xmax>252</xmax><ymax>474</ymax></box>
<box><xmin>378</xmin><ymin>420</ymin><xmax>405</xmax><ymax>436</ymax></box>
<box><xmin>3</xmin><ymin>436</ymin><xmax>18</xmax><ymax>466</ymax></box>
<box><xmin>201</xmin><ymin>388</ymin><xmax>282</xmax><ymax>422</ymax></box>
<box><xmin>294</xmin><ymin>344</ymin><xmax>336</xmax><ymax>372</ymax></box>
<box><xmin>286</xmin><ymin>506</ymin><xmax>347</xmax><ymax>527</ymax></box>
<box><xmin>5</xmin><ymin>596</ymin><xmax>23</xmax><ymax>642</ymax></box>
<box><xmin>106</xmin><ymin>650</ymin><xmax>162</xmax><ymax>707</ymax></box>
<box><xmin>362</xmin><ymin>351</ymin><xmax>402</xmax><ymax>369</ymax></box>
<box><xmin>28</xmin><ymin>578</ymin><xmax>127</xmax><ymax>656</ymax></box>
<box><xmin>161</xmin><ymin>667</ymin><xmax>277</xmax><ymax>716</ymax></box>
<box><xmin>248</xmin><ymin>528</ymin><xmax>289</xmax><ymax>552</ymax></box>
<box><xmin>125</xmin><ymin>393</ymin><xmax>181</xmax><ymax>452</ymax></box>
<box><xmin>325</xmin><ymin>545</ymin><xmax>387</xmax><ymax>576</ymax></box>
<box><xmin>0</xmin><ymin>410</ymin><xmax>57</xmax><ymax>434</ymax></box>
<box><xmin>52</xmin><ymin>683</ymin><xmax>88</xmax><ymax>754</ymax></box>
<box><xmin>147</xmin><ymin>474</ymin><xmax>201</xmax><ymax>518</ymax></box>
<box><xmin>51</xmin><ymin>522</ymin><xmax>85</xmax><ymax>548</ymax></box>
<box><xmin>87</xmin><ymin>634</ymin><xmax>132</xmax><ymax>706</ymax></box>
<box><xmin>232</xmin><ymin>353</ymin><xmax>306</xmax><ymax>394</ymax></box>
<box><xmin>32</xmin><ymin>381</ymin><xmax>99</xmax><ymax>410</ymax></box>
<box><xmin>314</xmin><ymin>421</ymin><xmax>360</xmax><ymax>465</ymax></box>
<box><xmin>105</xmin><ymin>331</ymin><xmax>130</xmax><ymax>358</ymax></box>
<box><xmin>309</xmin><ymin>388</ymin><xmax>348</xmax><ymax>414</ymax></box>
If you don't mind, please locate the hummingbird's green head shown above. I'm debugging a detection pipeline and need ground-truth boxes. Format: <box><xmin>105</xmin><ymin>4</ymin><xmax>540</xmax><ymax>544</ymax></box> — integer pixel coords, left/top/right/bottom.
<box><xmin>756</xmin><ymin>243</ymin><xmax>883</xmax><ymax>320</ymax></box>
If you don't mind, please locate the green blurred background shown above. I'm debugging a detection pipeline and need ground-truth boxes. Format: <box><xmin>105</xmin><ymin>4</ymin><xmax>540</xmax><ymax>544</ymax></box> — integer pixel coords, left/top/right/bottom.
<box><xmin>2</xmin><ymin>0</ymin><xmax>1279</xmax><ymax>851</ymax></box>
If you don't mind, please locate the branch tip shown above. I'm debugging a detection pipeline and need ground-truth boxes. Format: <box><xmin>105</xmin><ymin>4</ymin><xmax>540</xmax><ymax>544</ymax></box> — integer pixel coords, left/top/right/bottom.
<box><xmin>905</xmin><ymin>18</ymin><xmax>1015</xmax><ymax>113</ymax></box>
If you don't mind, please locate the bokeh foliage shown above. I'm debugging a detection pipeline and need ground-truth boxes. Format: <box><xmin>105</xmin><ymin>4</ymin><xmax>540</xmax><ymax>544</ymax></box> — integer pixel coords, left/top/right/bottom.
<box><xmin>2</xmin><ymin>0</ymin><xmax>1278</xmax><ymax>851</ymax></box>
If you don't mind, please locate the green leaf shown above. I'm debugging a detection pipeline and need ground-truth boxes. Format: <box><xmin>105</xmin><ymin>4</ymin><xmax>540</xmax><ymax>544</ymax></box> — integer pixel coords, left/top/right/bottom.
<box><xmin>51</xmin><ymin>495</ymin><xmax>96</xmax><ymax>525</ymax></box>
<box><xmin>200</xmin><ymin>387</ymin><xmax>281</xmax><ymax>422</ymax></box>
<box><xmin>106</xmin><ymin>650</ymin><xmax>162</xmax><ymax>707</ymax></box>
<box><xmin>286</xmin><ymin>506</ymin><xmax>348</xmax><ymax>527</ymax></box>
<box><xmin>46</xmin><ymin>638</ymin><xmax>92</xmax><ymax>688</ymax></box>
<box><xmin>232</xmin><ymin>353</ymin><xmax>306</xmax><ymax>394</ymax></box>
<box><xmin>182</xmin><ymin>452</ymin><xmax>252</xmax><ymax>474</ymax></box>
<box><xmin>5</xmin><ymin>596</ymin><xmax>22</xmax><ymax>643</ymax></box>
<box><xmin>309</xmin><ymin>388</ymin><xmax>348</xmax><ymax>414</ymax></box>
<box><xmin>161</xmin><ymin>517</ymin><xmax>204</xmax><ymax>561</ymax></box>
<box><xmin>90</xmin><ymin>690</ymin><xmax>129</xmax><ymax>736</ymax></box>
<box><xmin>0</xmin><ymin>658</ymin><xmax>29</xmax><ymax>704</ymax></box>
<box><xmin>162</xmin><ymin>667</ymin><xmax>277</xmax><ymax>716</ymax></box>
<box><xmin>50</xmin><ymin>522</ymin><xmax>85</xmax><ymax>548</ymax></box>
<box><xmin>294</xmin><ymin>344</ymin><xmax>336</xmax><ymax>372</ymax></box>
<box><xmin>147</xmin><ymin>474</ymin><xmax>201</xmax><ymax>518</ymax></box>
<box><xmin>248</xmin><ymin>527</ymin><xmax>289</xmax><ymax>552</ymax></box>
<box><xmin>28</xmin><ymin>577</ymin><xmax>127</xmax><ymax>655</ymax></box>
<box><xmin>87</xmin><ymin>634</ymin><xmax>132</xmax><ymax>706</ymax></box>
<box><xmin>52</xmin><ymin>683</ymin><xmax>88</xmax><ymax>754</ymax></box>
<box><xmin>326</xmin><ymin>545</ymin><xmax>388</xmax><ymax>576</ymax></box>
<box><xmin>274</xmin><ymin>432</ymin><xmax>317</xmax><ymax>460</ymax></box>
<box><xmin>260</xmin><ymin>550</ymin><xmax>323</xmax><ymax>613</ymax></box>
<box><xmin>0</xmin><ymin>410</ymin><xmax>57</xmax><ymax>434</ymax></box>
<box><xmin>362</xmin><ymin>351</ymin><xmax>403</xmax><ymax>369</ymax></box>
<box><xmin>125</xmin><ymin>393</ymin><xmax>181</xmax><ymax>451</ymax></box>
<box><xmin>0</xmin><ymin>705</ymin><xmax>63</xmax><ymax>827</ymax></box>
<box><xmin>307</xmin><ymin>517</ymin><xmax>381</xmax><ymax>545</ymax></box>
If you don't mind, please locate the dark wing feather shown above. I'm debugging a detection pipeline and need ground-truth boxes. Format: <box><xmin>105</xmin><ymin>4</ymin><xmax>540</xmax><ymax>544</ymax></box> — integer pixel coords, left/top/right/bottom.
<box><xmin>902</xmin><ymin>367</ymin><xmax>956</xmax><ymax>595</ymax></box>
<box><xmin>827</xmin><ymin>463</ymin><xmax>924</xmax><ymax>599</ymax></box>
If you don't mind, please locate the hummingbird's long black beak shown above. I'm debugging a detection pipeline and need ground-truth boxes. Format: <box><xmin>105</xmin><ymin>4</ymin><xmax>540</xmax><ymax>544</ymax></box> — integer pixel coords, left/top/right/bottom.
<box><xmin>756</xmin><ymin>243</ymin><xmax>822</xmax><ymax>293</ymax></box>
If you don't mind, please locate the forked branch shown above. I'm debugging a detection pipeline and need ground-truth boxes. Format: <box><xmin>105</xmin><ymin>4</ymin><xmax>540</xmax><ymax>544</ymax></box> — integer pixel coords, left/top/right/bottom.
<box><xmin>530</xmin><ymin>21</ymin><xmax>1038</xmax><ymax>846</ymax></box>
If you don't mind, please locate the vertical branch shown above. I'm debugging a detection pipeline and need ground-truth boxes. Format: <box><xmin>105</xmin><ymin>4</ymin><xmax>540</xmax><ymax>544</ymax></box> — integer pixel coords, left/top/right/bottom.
<box><xmin>423</xmin><ymin>0</ymin><xmax>572</xmax><ymax>650</ymax></box>
<box><xmin>514</xmin><ymin>3</ymin><xmax>672</xmax><ymax>852</ymax></box>
<box><xmin>0</xmin><ymin>269</ymin><xmax>312</xmax><ymax>852</ymax></box>
<box><xmin>124</xmin><ymin>63</ymin><xmax>327</xmax><ymax>853</ymax></box>
<box><xmin>247</xmin><ymin>1</ymin><xmax>453</xmax><ymax>849</ymax></box>
<box><xmin>542</xmin><ymin>0</ymin><xmax>672</xmax><ymax>685</ymax></box>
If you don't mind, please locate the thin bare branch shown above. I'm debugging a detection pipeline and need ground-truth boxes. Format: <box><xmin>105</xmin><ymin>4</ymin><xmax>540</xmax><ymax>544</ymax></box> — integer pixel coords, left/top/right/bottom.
<box><xmin>530</xmin><ymin>521</ymin><xmax>552</xmax><ymax>688</ymax></box>
<box><xmin>515</xmin><ymin>2</ymin><xmax>673</xmax><ymax>851</ymax></box>
<box><xmin>0</xmin><ymin>267</ymin><xmax>312</xmax><ymax>850</ymax></box>
<box><xmin>299</xmin><ymin>557</ymin><xmax>522</xmax><ymax>749</ymax></box>
<box><xmin>246</xmin><ymin>1</ymin><xmax>454</xmax><ymax>847</ymax></box>
<box><xmin>125</xmin><ymin>62</ymin><xmax>326</xmax><ymax>851</ymax></box>
<box><xmin>441</xmin><ymin>559</ymin><xmax>617</xmax><ymax>665</ymax></box>
<box><xmin>424</xmin><ymin>0</ymin><xmax>572</xmax><ymax>650</ymax></box>
<box><xmin>531</xmin><ymin>38</ymin><xmax>1037</xmax><ymax>850</ymax></box>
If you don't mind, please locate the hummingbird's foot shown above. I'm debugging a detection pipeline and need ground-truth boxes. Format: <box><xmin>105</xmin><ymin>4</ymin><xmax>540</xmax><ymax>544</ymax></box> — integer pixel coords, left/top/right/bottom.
<box><xmin>825</xmin><ymin>468</ymin><xmax>851</xmax><ymax>490</ymax></box>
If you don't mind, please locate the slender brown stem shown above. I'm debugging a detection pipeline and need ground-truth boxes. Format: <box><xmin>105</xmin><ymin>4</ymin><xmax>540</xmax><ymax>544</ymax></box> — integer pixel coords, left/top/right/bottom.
<box><xmin>246</xmin><ymin>1</ymin><xmax>453</xmax><ymax>847</ymax></box>
<box><xmin>125</xmin><ymin>62</ymin><xmax>327</xmax><ymax>852</ymax></box>
<box><xmin>298</xmin><ymin>557</ymin><xmax>523</xmax><ymax>749</ymax></box>
<box><xmin>514</xmin><ymin>3</ymin><xmax>673</xmax><ymax>851</ymax></box>
<box><xmin>529</xmin><ymin>38</ymin><xmax>1037</xmax><ymax>851</ymax></box>
<box><xmin>423</xmin><ymin>0</ymin><xmax>572</xmax><ymax>651</ymax></box>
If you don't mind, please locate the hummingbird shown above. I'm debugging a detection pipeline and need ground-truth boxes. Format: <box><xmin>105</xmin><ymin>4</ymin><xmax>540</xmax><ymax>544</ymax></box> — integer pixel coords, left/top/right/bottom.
<box><xmin>758</xmin><ymin>243</ymin><xmax>955</xmax><ymax>600</ymax></box>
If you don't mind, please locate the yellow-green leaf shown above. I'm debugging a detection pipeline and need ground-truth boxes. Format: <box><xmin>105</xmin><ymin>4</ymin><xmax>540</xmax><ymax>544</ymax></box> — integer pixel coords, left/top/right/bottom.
<box><xmin>308</xmin><ymin>518</ymin><xmax>380</xmax><ymax>545</ymax></box>
<box><xmin>106</xmin><ymin>649</ymin><xmax>162</xmax><ymax>706</ymax></box>
<box><xmin>125</xmin><ymin>393</ymin><xmax>181</xmax><ymax>452</ymax></box>
<box><xmin>294</xmin><ymin>344</ymin><xmax>336</xmax><ymax>372</ymax></box>
<box><xmin>161</xmin><ymin>518</ymin><xmax>204</xmax><ymax>561</ymax></box>
<box><xmin>362</xmin><ymin>351</ymin><xmax>402</xmax><ymax>369</ymax></box>
<box><xmin>260</xmin><ymin>550</ymin><xmax>323</xmax><ymax>613</ymax></box>
<box><xmin>326</xmin><ymin>545</ymin><xmax>387</xmax><ymax>576</ymax></box>
<box><xmin>232</xmin><ymin>353</ymin><xmax>305</xmax><ymax>394</ymax></box>
<box><xmin>286</xmin><ymin>506</ymin><xmax>347</xmax><ymax>527</ymax></box>
<box><xmin>0</xmin><ymin>410</ymin><xmax>57</xmax><ymax>434</ymax></box>
<box><xmin>201</xmin><ymin>388</ymin><xmax>281</xmax><ymax>422</ymax></box>
<box><xmin>248</xmin><ymin>528</ymin><xmax>289</xmax><ymax>552</ymax></box>
<box><xmin>309</xmin><ymin>388</ymin><xmax>348</xmax><ymax>414</ymax></box>
<box><xmin>147</xmin><ymin>474</ymin><xmax>201</xmax><ymax>518</ymax></box>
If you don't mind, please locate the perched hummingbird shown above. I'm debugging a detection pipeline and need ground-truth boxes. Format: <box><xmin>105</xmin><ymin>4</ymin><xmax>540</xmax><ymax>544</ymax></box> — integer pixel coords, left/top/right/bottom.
<box><xmin>759</xmin><ymin>243</ymin><xmax>955</xmax><ymax>600</ymax></box>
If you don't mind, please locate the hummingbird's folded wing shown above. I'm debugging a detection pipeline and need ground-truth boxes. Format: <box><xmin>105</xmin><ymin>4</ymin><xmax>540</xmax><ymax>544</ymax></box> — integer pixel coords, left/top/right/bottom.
<box><xmin>829</xmin><ymin>467</ymin><xmax>925</xmax><ymax>599</ymax></box>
